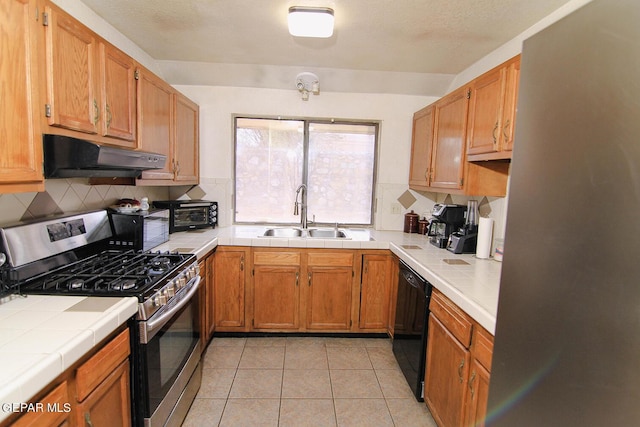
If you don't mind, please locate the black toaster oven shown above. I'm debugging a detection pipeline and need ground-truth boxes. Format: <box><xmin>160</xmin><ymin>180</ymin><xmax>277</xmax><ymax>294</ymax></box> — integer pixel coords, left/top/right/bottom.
<box><xmin>152</xmin><ymin>200</ymin><xmax>218</xmax><ymax>233</ymax></box>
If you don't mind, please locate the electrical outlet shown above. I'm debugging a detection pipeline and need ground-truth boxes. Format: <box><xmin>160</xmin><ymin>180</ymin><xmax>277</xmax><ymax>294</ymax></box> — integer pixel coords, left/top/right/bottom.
<box><xmin>391</xmin><ymin>203</ymin><xmax>401</xmax><ymax>214</ymax></box>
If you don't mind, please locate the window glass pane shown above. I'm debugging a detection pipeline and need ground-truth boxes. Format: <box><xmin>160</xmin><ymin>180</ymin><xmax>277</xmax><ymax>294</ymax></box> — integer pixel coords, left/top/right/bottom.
<box><xmin>235</xmin><ymin>118</ymin><xmax>303</xmax><ymax>223</ymax></box>
<box><xmin>308</xmin><ymin>123</ymin><xmax>376</xmax><ymax>224</ymax></box>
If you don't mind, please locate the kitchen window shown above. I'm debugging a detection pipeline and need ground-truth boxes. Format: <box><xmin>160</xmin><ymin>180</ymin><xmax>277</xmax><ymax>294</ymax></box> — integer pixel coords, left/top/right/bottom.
<box><xmin>234</xmin><ymin>117</ymin><xmax>378</xmax><ymax>225</ymax></box>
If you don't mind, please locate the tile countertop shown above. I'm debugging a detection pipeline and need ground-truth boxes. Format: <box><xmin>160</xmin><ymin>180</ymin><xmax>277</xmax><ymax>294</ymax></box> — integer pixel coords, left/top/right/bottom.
<box><xmin>0</xmin><ymin>295</ymin><xmax>138</xmax><ymax>422</ymax></box>
<box><xmin>154</xmin><ymin>225</ymin><xmax>502</xmax><ymax>334</ymax></box>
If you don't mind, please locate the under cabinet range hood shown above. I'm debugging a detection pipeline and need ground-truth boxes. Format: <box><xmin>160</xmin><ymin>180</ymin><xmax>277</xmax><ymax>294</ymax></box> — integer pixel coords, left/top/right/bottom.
<box><xmin>43</xmin><ymin>134</ymin><xmax>166</xmax><ymax>178</ymax></box>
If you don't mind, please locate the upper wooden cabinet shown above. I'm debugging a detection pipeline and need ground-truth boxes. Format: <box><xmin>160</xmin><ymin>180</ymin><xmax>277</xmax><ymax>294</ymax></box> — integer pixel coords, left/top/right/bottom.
<box><xmin>430</xmin><ymin>85</ymin><xmax>471</xmax><ymax>191</ymax></box>
<box><xmin>136</xmin><ymin>68</ymin><xmax>199</xmax><ymax>186</ymax></box>
<box><xmin>173</xmin><ymin>93</ymin><xmax>199</xmax><ymax>183</ymax></box>
<box><xmin>408</xmin><ymin>56</ymin><xmax>519</xmax><ymax>197</ymax></box>
<box><xmin>42</xmin><ymin>3</ymin><xmax>137</xmax><ymax>147</ymax></box>
<box><xmin>408</xmin><ymin>106</ymin><xmax>435</xmax><ymax>190</ymax></box>
<box><xmin>136</xmin><ymin>67</ymin><xmax>174</xmax><ymax>181</ymax></box>
<box><xmin>99</xmin><ymin>43</ymin><xmax>137</xmax><ymax>142</ymax></box>
<box><xmin>466</xmin><ymin>56</ymin><xmax>521</xmax><ymax>161</ymax></box>
<box><xmin>0</xmin><ymin>0</ymin><xmax>44</xmax><ymax>194</ymax></box>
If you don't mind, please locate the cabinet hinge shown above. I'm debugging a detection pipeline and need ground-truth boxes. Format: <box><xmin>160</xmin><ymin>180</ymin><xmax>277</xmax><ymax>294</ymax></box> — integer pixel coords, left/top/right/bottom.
<box><xmin>251</xmin><ymin>268</ymin><xmax>254</xmax><ymax>276</ymax></box>
<box><xmin>44</xmin><ymin>104</ymin><xmax>51</xmax><ymax>118</ymax></box>
<box><xmin>134</xmin><ymin>70</ymin><xmax>140</xmax><ymax>80</ymax></box>
<box><xmin>460</xmin><ymin>178</ymin><xmax>464</xmax><ymax>187</ymax></box>
<box><xmin>466</xmin><ymin>88</ymin><xmax>471</xmax><ymax>99</ymax></box>
<box><xmin>42</xmin><ymin>12</ymin><xmax>48</xmax><ymax>26</ymax></box>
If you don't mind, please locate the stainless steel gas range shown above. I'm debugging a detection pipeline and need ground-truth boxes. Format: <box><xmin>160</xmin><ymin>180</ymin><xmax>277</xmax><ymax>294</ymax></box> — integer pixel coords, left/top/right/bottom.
<box><xmin>0</xmin><ymin>210</ymin><xmax>202</xmax><ymax>427</ymax></box>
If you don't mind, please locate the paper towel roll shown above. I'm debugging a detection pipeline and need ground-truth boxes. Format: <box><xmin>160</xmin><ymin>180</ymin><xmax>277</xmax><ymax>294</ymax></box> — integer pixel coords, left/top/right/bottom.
<box><xmin>476</xmin><ymin>217</ymin><xmax>494</xmax><ymax>259</ymax></box>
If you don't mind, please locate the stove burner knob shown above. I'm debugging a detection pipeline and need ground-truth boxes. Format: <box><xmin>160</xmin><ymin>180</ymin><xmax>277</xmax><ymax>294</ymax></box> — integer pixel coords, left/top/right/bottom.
<box><xmin>177</xmin><ymin>276</ymin><xmax>187</xmax><ymax>289</ymax></box>
<box><xmin>166</xmin><ymin>285</ymin><xmax>175</xmax><ymax>298</ymax></box>
<box><xmin>158</xmin><ymin>293</ymin><xmax>168</xmax><ymax>306</ymax></box>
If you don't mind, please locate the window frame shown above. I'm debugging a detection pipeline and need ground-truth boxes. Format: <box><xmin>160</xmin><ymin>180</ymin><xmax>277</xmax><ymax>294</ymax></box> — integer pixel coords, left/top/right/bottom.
<box><xmin>232</xmin><ymin>115</ymin><xmax>380</xmax><ymax>226</ymax></box>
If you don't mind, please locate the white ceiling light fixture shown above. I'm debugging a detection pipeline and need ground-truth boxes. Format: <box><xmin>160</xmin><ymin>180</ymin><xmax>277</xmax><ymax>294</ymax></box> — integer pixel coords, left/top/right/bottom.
<box><xmin>288</xmin><ymin>6</ymin><xmax>334</xmax><ymax>38</ymax></box>
<box><xmin>296</xmin><ymin>72</ymin><xmax>320</xmax><ymax>101</ymax></box>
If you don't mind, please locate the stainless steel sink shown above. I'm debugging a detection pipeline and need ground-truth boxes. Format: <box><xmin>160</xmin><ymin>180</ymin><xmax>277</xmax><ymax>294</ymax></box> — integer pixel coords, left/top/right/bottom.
<box><xmin>260</xmin><ymin>227</ymin><xmax>350</xmax><ymax>239</ymax></box>
<box><xmin>307</xmin><ymin>228</ymin><xmax>349</xmax><ymax>238</ymax></box>
<box><xmin>262</xmin><ymin>228</ymin><xmax>303</xmax><ymax>237</ymax></box>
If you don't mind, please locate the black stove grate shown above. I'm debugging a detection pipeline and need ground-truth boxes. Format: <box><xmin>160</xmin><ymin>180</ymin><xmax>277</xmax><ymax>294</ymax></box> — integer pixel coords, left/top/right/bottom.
<box><xmin>15</xmin><ymin>250</ymin><xmax>193</xmax><ymax>298</ymax></box>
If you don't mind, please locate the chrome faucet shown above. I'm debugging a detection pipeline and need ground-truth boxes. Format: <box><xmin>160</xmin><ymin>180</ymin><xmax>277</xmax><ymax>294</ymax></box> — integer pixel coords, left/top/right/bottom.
<box><xmin>293</xmin><ymin>184</ymin><xmax>308</xmax><ymax>229</ymax></box>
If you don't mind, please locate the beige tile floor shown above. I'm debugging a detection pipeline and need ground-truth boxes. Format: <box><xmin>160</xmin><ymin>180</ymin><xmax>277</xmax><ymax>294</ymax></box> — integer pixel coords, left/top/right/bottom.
<box><xmin>182</xmin><ymin>336</ymin><xmax>437</xmax><ymax>427</ymax></box>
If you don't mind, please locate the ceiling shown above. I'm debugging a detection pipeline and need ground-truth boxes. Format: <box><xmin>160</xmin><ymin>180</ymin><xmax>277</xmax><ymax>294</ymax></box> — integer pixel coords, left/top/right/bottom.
<box><xmin>80</xmin><ymin>0</ymin><xmax>574</xmax><ymax>95</ymax></box>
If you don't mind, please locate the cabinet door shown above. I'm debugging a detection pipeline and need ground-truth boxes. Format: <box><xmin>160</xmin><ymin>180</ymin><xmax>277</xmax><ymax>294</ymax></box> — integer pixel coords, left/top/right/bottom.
<box><xmin>44</xmin><ymin>5</ymin><xmax>98</xmax><ymax>134</ymax></box>
<box><xmin>198</xmin><ymin>256</ymin><xmax>212</xmax><ymax>349</ymax></box>
<box><xmin>0</xmin><ymin>0</ymin><xmax>44</xmax><ymax>193</ymax></box>
<box><xmin>213</xmin><ymin>248</ymin><xmax>248</xmax><ymax>329</ymax></box>
<box><xmin>501</xmin><ymin>57</ymin><xmax>520</xmax><ymax>152</ymax></box>
<box><xmin>306</xmin><ymin>266</ymin><xmax>353</xmax><ymax>330</ymax></box>
<box><xmin>466</xmin><ymin>67</ymin><xmax>506</xmax><ymax>156</ymax></box>
<box><xmin>430</xmin><ymin>86</ymin><xmax>469</xmax><ymax>190</ymax></box>
<box><xmin>12</xmin><ymin>381</ymin><xmax>70</xmax><ymax>427</ymax></box>
<box><xmin>99</xmin><ymin>43</ymin><xmax>136</xmax><ymax>144</ymax></box>
<box><xmin>424</xmin><ymin>314</ymin><xmax>470</xmax><ymax>427</ymax></box>
<box><xmin>137</xmin><ymin>67</ymin><xmax>174</xmax><ymax>180</ymax></box>
<box><xmin>408</xmin><ymin>106</ymin><xmax>435</xmax><ymax>190</ymax></box>
<box><xmin>253</xmin><ymin>265</ymin><xmax>300</xmax><ymax>330</ymax></box>
<box><xmin>173</xmin><ymin>93</ymin><xmax>199</xmax><ymax>183</ymax></box>
<box><xmin>359</xmin><ymin>254</ymin><xmax>392</xmax><ymax>330</ymax></box>
<box><xmin>76</xmin><ymin>360</ymin><xmax>131</xmax><ymax>427</ymax></box>
<box><xmin>465</xmin><ymin>358</ymin><xmax>491</xmax><ymax>427</ymax></box>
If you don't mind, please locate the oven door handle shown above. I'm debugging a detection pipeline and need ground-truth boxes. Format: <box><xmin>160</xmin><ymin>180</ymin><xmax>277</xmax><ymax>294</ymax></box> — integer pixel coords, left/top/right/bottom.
<box><xmin>141</xmin><ymin>276</ymin><xmax>201</xmax><ymax>343</ymax></box>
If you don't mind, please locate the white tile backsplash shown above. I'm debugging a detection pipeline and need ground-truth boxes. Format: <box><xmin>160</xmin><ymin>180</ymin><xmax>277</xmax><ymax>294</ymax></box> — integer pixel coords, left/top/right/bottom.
<box><xmin>0</xmin><ymin>179</ymin><xmax>170</xmax><ymax>226</ymax></box>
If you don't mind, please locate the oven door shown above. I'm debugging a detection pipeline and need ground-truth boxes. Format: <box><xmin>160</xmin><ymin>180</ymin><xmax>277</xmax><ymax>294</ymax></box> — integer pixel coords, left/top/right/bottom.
<box><xmin>172</xmin><ymin>205</ymin><xmax>211</xmax><ymax>232</ymax></box>
<box><xmin>136</xmin><ymin>276</ymin><xmax>201</xmax><ymax>427</ymax></box>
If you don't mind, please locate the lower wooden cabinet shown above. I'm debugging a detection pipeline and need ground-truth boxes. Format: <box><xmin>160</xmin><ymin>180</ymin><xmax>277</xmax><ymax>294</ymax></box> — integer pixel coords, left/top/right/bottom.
<box><xmin>306</xmin><ymin>251</ymin><xmax>355</xmax><ymax>331</ymax></box>
<box><xmin>199</xmin><ymin>251</ymin><xmax>216</xmax><ymax>349</ymax></box>
<box><xmin>359</xmin><ymin>253</ymin><xmax>393</xmax><ymax>330</ymax></box>
<box><xmin>252</xmin><ymin>250</ymin><xmax>301</xmax><ymax>330</ymax></box>
<box><xmin>424</xmin><ymin>289</ymin><xmax>494</xmax><ymax>427</ymax></box>
<box><xmin>213</xmin><ymin>247</ymin><xmax>250</xmax><ymax>331</ymax></box>
<box><xmin>213</xmin><ymin>247</ymin><xmax>392</xmax><ymax>334</ymax></box>
<box><xmin>425</xmin><ymin>313</ymin><xmax>471</xmax><ymax>427</ymax></box>
<box><xmin>8</xmin><ymin>328</ymin><xmax>131</xmax><ymax>427</ymax></box>
<box><xmin>76</xmin><ymin>360</ymin><xmax>130</xmax><ymax>427</ymax></box>
<box><xmin>11</xmin><ymin>382</ymin><xmax>71</xmax><ymax>427</ymax></box>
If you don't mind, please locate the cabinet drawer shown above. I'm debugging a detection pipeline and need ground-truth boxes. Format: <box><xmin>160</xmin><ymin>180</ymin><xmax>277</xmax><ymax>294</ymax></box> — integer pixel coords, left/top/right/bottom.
<box><xmin>253</xmin><ymin>251</ymin><xmax>301</xmax><ymax>266</ymax></box>
<box><xmin>307</xmin><ymin>252</ymin><xmax>353</xmax><ymax>267</ymax></box>
<box><xmin>76</xmin><ymin>328</ymin><xmax>130</xmax><ymax>402</ymax></box>
<box><xmin>430</xmin><ymin>290</ymin><xmax>473</xmax><ymax>347</ymax></box>
<box><xmin>472</xmin><ymin>325</ymin><xmax>494</xmax><ymax>371</ymax></box>
<box><xmin>12</xmin><ymin>381</ymin><xmax>69</xmax><ymax>427</ymax></box>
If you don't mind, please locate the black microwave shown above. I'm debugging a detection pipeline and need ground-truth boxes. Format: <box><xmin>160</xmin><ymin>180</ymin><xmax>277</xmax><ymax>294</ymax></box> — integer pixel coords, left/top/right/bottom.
<box><xmin>108</xmin><ymin>208</ymin><xmax>170</xmax><ymax>251</ymax></box>
<box><xmin>152</xmin><ymin>200</ymin><xmax>218</xmax><ymax>233</ymax></box>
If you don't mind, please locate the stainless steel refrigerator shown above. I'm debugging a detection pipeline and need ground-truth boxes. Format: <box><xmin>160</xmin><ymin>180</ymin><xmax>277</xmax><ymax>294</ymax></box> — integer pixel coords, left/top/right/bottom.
<box><xmin>488</xmin><ymin>0</ymin><xmax>640</xmax><ymax>425</ymax></box>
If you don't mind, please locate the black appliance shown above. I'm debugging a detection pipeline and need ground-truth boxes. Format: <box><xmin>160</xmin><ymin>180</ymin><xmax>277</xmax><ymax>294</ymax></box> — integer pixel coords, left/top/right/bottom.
<box><xmin>447</xmin><ymin>199</ymin><xmax>479</xmax><ymax>254</ymax></box>
<box><xmin>43</xmin><ymin>134</ymin><xmax>166</xmax><ymax>178</ymax></box>
<box><xmin>108</xmin><ymin>208</ymin><xmax>170</xmax><ymax>251</ymax></box>
<box><xmin>427</xmin><ymin>204</ymin><xmax>466</xmax><ymax>248</ymax></box>
<box><xmin>0</xmin><ymin>210</ymin><xmax>202</xmax><ymax>427</ymax></box>
<box><xmin>153</xmin><ymin>200</ymin><xmax>217</xmax><ymax>233</ymax></box>
<box><xmin>392</xmin><ymin>260</ymin><xmax>433</xmax><ymax>401</ymax></box>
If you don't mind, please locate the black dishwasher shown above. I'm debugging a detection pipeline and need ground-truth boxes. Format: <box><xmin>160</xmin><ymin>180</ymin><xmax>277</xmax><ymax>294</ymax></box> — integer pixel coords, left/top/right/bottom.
<box><xmin>392</xmin><ymin>260</ymin><xmax>432</xmax><ymax>401</ymax></box>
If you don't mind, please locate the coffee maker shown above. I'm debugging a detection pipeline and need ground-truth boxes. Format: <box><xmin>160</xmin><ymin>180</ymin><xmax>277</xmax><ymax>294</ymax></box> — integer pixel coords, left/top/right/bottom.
<box><xmin>428</xmin><ymin>204</ymin><xmax>467</xmax><ymax>248</ymax></box>
<box><xmin>447</xmin><ymin>200</ymin><xmax>479</xmax><ymax>254</ymax></box>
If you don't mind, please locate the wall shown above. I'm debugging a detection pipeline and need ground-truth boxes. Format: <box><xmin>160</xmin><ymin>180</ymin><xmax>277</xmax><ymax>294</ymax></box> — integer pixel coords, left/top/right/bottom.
<box><xmin>173</xmin><ymin>85</ymin><xmax>440</xmax><ymax>230</ymax></box>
